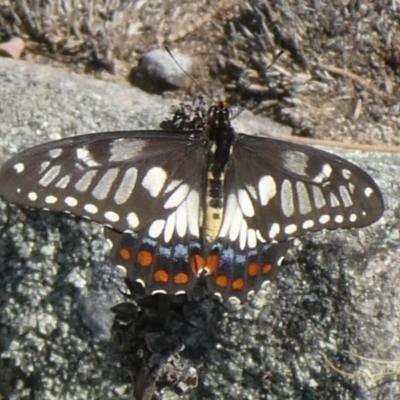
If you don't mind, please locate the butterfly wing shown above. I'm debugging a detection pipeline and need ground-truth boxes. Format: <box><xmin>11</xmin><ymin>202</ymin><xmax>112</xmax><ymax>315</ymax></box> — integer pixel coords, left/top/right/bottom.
<box><xmin>0</xmin><ymin>126</ymin><xmax>384</xmax><ymax>300</ymax></box>
<box><xmin>205</xmin><ymin>239</ymin><xmax>289</xmax><ymax>300</ymax></box>
<box><xmin>0</xmin><ymin>130</ymin><xmax>208</xmax><ymax>233</ymax></box>
<box><xmin>219</xmin><ymin>134</ymin><xmax>384</xmax><ymax>244</ymax></box>
<box><xmin>204</xmin><ymin>134</ymin><xmax>384</xmax><ymax>299</ymax></box>
<box><xmin>105</xmin><ymin>226</ymin><xmax>203</xmax><ymax>296</ymax></box>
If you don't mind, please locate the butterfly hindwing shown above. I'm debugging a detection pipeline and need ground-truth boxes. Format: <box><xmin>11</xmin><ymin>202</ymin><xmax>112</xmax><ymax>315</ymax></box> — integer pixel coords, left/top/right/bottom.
<box><xmin>105</xmin><ymin>227</ymin><xmax>201</xmax><ymax>295</ymax></box>
<box><xmin>206</xmin><ymin>239</ymin><xmax>289</xmax><ymax>300</ymax></box>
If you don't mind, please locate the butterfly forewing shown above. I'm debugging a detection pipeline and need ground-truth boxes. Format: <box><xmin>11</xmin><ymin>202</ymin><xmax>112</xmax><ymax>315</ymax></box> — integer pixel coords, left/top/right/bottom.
<box><xmin>0</xmin><ymin>130</ymin><xmax>208</xmax><ymax>233</ymax></box>
<box><xmin>219</xmin><ymin>134</ymin><xmax>384</xmax><ymax>244</ymax></box>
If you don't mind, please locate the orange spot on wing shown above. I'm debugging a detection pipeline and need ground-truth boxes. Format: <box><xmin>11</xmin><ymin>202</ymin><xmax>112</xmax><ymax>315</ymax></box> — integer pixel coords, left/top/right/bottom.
<box><xmin>137</xmin><ymin>250</ymin><xmax>153</xmax><ymax>267</ymax></box>
<box><xmin>119</xmin><ymin>248</ymin><xmax>131</xmax><ymax>260</ymax></box>
<box><xmin>262</xmin><ymin>263</ymin><xmax>273</xmax><ymax>274</ymax></box>
<box><xmin>232</xmin><ymin>278</ymin><xmax>244</xmax><ymax>290</ymax></box>
<box><xmin>154</xmin><ymin>270</ymin><xmax>169</xmax><ymax>282</ymax></box>
<box><xmin>190</xmin><ymin>254</ymin><xmax>205</xmax><ymax>275</ymax></box>
<box><xmin>215</xmin><ymin>275</ymin><xmax>228</xmax><ymax>288</ymax></box>
<box><xmin>206</xmin><ymin>254</ymin><xmax>219</xmax><ymax>274</ymax></box>
<box><xmin>248</xmin><ymin>263</ymin><xmax>259</xmax><ymax>277</ymax></box>
<box><xmin>174</xmin><ymin>272</ymin><xmax>189</xmax><ymax>284</ymax></box>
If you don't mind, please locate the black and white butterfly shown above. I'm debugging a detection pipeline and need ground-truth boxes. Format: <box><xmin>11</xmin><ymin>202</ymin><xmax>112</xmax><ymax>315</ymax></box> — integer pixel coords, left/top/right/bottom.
<box><xmin>0</xmin><ymin>101</ymin><xmax>384</xmax><ymax>300</ymax></box>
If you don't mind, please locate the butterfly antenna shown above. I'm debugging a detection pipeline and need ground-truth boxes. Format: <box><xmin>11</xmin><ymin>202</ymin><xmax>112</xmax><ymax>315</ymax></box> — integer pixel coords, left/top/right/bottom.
<box><xmin>165</xmin><ymin>46</ymin><xmax>215</xmax><ymax>103</ymax></box>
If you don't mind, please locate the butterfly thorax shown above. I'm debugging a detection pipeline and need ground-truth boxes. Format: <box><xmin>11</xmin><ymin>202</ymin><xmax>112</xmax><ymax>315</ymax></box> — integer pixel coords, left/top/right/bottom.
<box><xmin>204</xmin><ymin>104</ymin><xmax>235</xmax><ymax>243</ymax></box>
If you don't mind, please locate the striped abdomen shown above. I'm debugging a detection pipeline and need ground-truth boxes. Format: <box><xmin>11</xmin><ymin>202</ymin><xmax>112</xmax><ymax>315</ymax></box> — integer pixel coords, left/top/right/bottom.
<box><xmin>204</xmin><ymin>122</ymin><xmax>235</xmax><ymax>243</ymax></box>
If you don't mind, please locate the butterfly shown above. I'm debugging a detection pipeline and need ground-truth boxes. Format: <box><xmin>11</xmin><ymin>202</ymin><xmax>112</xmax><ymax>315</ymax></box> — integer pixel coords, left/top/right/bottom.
<box><xmin>0</xmin><ymin>100</ymin><xmax>384</xmax><ymax>300</ymax></box>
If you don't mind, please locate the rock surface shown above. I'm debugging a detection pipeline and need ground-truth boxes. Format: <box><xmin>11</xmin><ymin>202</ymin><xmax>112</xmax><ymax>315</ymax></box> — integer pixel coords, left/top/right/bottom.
<box><xmin>0</xmin><ymin>57</ymin><xmax>398</xmax><ymax>400</ymax></box>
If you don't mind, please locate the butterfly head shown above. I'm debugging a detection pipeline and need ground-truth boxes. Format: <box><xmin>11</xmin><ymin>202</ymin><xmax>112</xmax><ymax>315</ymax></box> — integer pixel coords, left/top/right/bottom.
<box><xmin>208</xmin><ymin>101</ymin><xmax>231</xmax><ymax>130</ymax></box>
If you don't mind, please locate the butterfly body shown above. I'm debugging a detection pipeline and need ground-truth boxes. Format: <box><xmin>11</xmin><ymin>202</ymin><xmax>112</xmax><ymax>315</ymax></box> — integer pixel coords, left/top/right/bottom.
<box><xmin>204</xmin><ymin>104</ymin><xmax>235</xmax><ymax>243</ymax></box>
<box><xmin>0</xmin><ymin>102</ymin><xmax>384</xmax><ymax>300</ymax></box>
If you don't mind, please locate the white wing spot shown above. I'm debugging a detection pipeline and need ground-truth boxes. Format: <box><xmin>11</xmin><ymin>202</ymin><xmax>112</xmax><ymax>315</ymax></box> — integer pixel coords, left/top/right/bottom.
<box><xmin>28</xmin><ymin>192</ymin><xmax>38</xmax><ymax>201</ymax></box>
<box><xmin>228</xmin><ymin>201</ymin><xmax>243</xmax><ymax>241</ymax></box>
<box><xmin>92</xmin><ymin>168</ymin><xmax>119</xmax><ymax>200</ymax></box>
<box><xmin>115</xmin><ymin>265</ymin><xmax>127</xmax><ymax>275</ymax></box>
<box><xmin>348</xmin><ymin>183</ymin><xmax>355</xmax><ymax>194</ymax></box>
<box><xmin>339</xmin><ymin>185</ymin><xmax>353</xmax><ymax>207</ymax></box>
<box><xmin>246</xmin><ymin>184</ymin><xmax>258</xmax><ymax>200</ymax></box>
<box><xmin>45</xmin><ymin>195</ymin><xmax>57</xmax><ymax>204</ymax></box>
<box><xmin>13</xmin><ymin>163</ymin><xmax>24</xmax><ymax>173</ymax></box>
<box><xmin>39</xmin><ymin>165</ymin><xmax>61</xmax><ymax>187</ymax></box>
<box><xmin>164</xmin><ymin>212</ymin><xmax>176</xmax><ymax>243</ymax></box>
<box><xmin>76</xmin><ymin>147</ymin><xmax>100</xmax><ymax>167</ymax></box>
<box><xmin>126</xmin><ymin>212</ymin><xmax>139</xmax><ymax>229</ymax></box>
<box><xmin>152</xmin><ymin>289</ymin><xmax>167</xmax><ymax>295</ymax></box>
<box><xmin>55</xmin><ymin>175</ymin><xmax>71</xmax><ymax>189</ymax></box>
<box><xmin>313</xmin><ymin>163</ymin><xmax>332</xmax><ymax>183</ymax></box>
<box><xmin>239</xmin><ymin>219</ymin><xmax>248</xmax><ymax>250</ymax></box>
<box><xmin>75</xmin><ymin>170</ymin><xmax>97</xmax><ymax>192</ymax></box>
<box><xmin>135</xmin><ymin>278</ymin><xmax>145</xmax><ymax>288</ymax></box>
<box><xmin>219</xmin><ymin>193</ymin><xmax>238</xmax><ymax>238</ymax></box>
<box><xmin>104</xmin><ymin>211</ymin><xmax>119</xmax><ymax>222</ymax></box>
<box><xmin>84</xmin><ymin>204</ymin><xmax>98</xmax><ymax>214</ymax></box>
<box><xmin>115</xmin><ymin>265</ymin><xmax>128</xmax><ymax>277</ymax></box>
<box><xmin>187</xmin><ymin>190</ymin><xmax>200</xmax><ymax>237</ymax></box>
<box><xmin>258</xmin><ymin>175</ymin><xmax>277</xmax><ymax>206</ymax></box>
<box><xmin>319</xmin><ymin>215</ymin><xmax>330</xmax><ymax>224</ymax></box>
<box><xmin>48</xmin><ymin>148</ymin><xmax>62</xmax><ymax>159</ymax></box>
<box><xmin>312</xmin><ymin>186</ymin><xmax>326</xmax><ymax>209</ymax></box>
<box><xmin>342</xmin><ymin>169</ymin><xmax>352</xmax><ymax>180</ymax></box>
<box><xmin>39</xmin><ymin>161</ymin><xmax>50</xmax><ymax>174</ymax></box>
<box><xmin>296</xmin><ymin>181</ymin><xmax>312</xmax><ymax>215</ymax></box>
<box><xmin>109</xmin><ymin>138</ymin><xmax>148</xmax><ymax>162</ymax></box>
<box><xmin>176</xmin><ymin>202</ymin><xmax>188</xmax><ymax>238</ymax></box>
<box><xmin>247</xmin><ymin>228</ymin><xmax>257</xmax><ymax>249</ymax></box>
<box><xmin>335</xmin><ymin>215</ymin><xmax>344</xmax><ymax>223</ymax></box>
<box><xmin>281</xmin><ymin>179</ymin><xmax>295</xmax><ymax>217</ymax></box>
<box><xmin>165</xmin><ymin>179</ymin><xmax>182</xmax><ymax>193</ymax></box>
<box><xmin>322</xmin><ymin>163</ymin><xmax>332</xmax><ymax>178</ymax></box>
<box><xmin>284</xmin><ymin>224</ymin><xmax>297</xmax><ymax>235</ymax></box>
<box><xmin>269</xmin><ymin>223</ymin><xmax>280</xmax><ymax>239</ymax></box>
<box><xmin>65</xmin><ymin>197</ymin><xmax>78</xmax><ymax>207</ymax></box>
<box><xmin>149</xmin><ymin>219</ymin><xmax>166</xmax><ymax>239</ymax></box>
<box><xmin>164</xmin><ymin>184</ymin><xmax>190</xmax><ymax>209</ymax></box>
<box><xmin>238</xmin><ymin>189</ymin><xmax>255</xmax><ymax>217</ymax></box>
<box><xmin>106</xmin><ymin>238</ymin><xmax>113</xmax><ymax>250</ymax></box>
<box><xmin>282</xmin><ymin>150</ymin><xmax>309</xmax><ymax>176</ymax></box>
<box><xmin>114</xmin><ymin>167</ymin><xmax>138</xmax><ymax>205</ymax></box>
<box><xmin>302</xmin><ymin>220</ymin><xmax>314</xmax><ymax>229</ymax></box>
<box><xmin>350</xmin><ymin>214</ymin><xmax>357</xmax><ymax>222</ymax></box>
<box><xmin>142</xmin><ymin>167</ymin><xmax>167</xmax><ymax>197</ymax></box>
<box><xmin>256</xmin><ymin>230</ymin><xmax>266</xmax><ymax>243</ymax></box>
<box><xmin>364</xmin><ymin>187</ymin><xmax>373</xmax><ymax>197</ymax></box>
<box><xmin>330</xmin><ymin>192</ymin><xmax>340</xmax><ymax>208</ymax></box>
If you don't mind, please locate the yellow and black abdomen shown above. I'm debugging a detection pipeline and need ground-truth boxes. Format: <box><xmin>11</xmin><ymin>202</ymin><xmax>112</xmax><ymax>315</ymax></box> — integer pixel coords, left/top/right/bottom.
<box><xmin>203</xmin><ymin>108</ymin><xmax>235</xmax><ymax>243</ymax></box>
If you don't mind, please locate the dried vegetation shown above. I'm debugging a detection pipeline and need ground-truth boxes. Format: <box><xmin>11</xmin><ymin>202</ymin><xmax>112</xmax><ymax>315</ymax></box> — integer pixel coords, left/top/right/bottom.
<box><xmin>1</xmin><ymin>0</ymin><xmax>399</xmax><ymax>145</ymax></box>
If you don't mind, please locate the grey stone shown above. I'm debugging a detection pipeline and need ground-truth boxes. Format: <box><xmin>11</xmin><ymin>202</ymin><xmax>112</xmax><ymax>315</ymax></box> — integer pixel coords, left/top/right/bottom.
<box><xmin>0</xmin><ymin>57</ymin><xmax>398</xmax><ymax>400</ymax></box>
<box><xmin>131</xmin><ymin>48</ymin><xmax>192</xmax><ymax>93</ymax></box>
